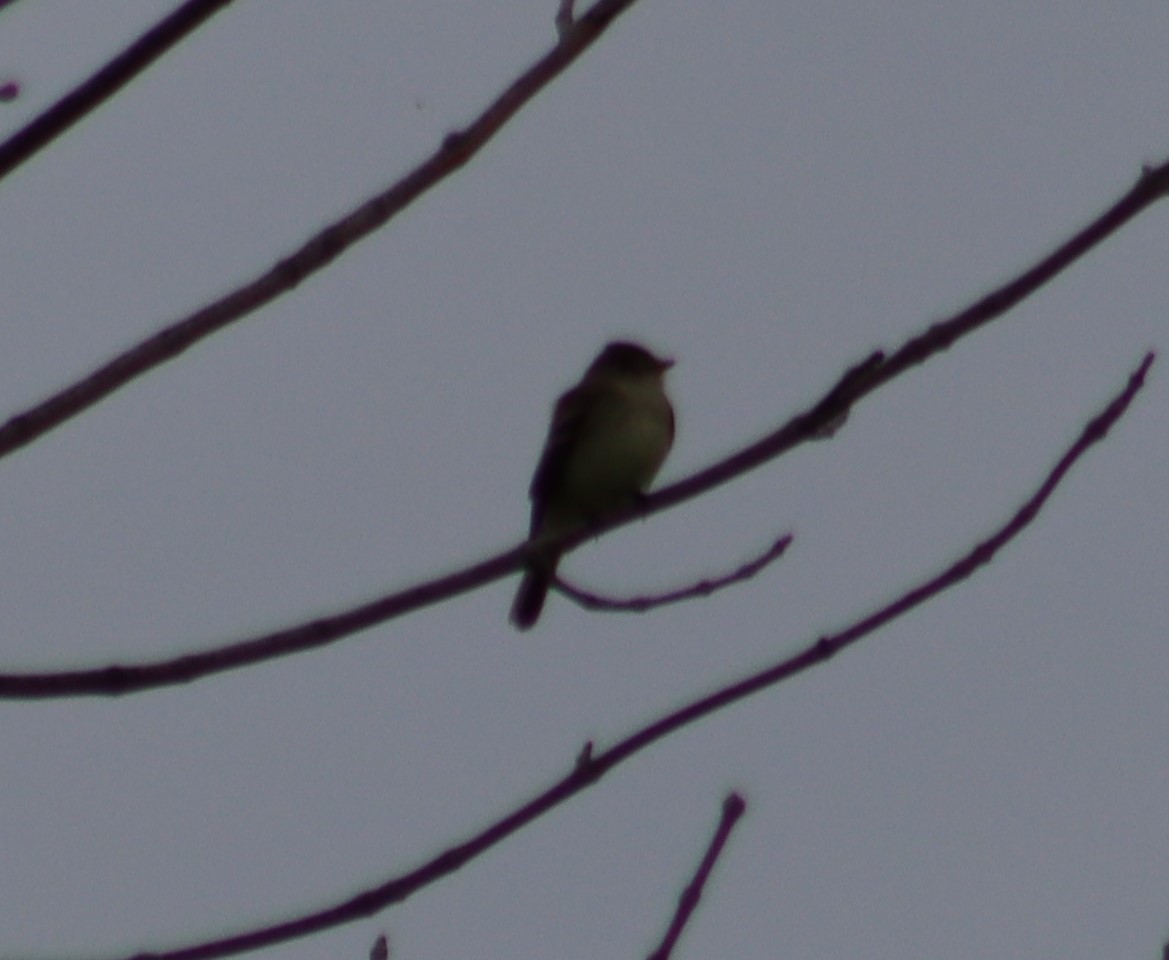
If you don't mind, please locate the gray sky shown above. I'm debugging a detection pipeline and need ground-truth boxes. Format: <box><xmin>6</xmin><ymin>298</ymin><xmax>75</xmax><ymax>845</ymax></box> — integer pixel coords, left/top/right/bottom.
<box><xmin>1</xmin><ymin>2</ymin><xmax>1167</xmax><ymax>958</ymax></box>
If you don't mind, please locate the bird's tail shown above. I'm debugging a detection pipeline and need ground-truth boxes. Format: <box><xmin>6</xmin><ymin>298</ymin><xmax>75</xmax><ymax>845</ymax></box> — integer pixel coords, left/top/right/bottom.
<box><xmin>510</xmin><ymin>553</ymin><xmax>559</xmax><ymax>630</ymax></box>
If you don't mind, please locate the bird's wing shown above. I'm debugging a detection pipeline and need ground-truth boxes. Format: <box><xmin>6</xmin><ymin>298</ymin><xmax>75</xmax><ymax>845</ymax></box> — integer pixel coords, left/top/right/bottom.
<box><xmin>527</xmin><ymin>381</ymin><xmax>599</xmax><ymax>534</ymax></box>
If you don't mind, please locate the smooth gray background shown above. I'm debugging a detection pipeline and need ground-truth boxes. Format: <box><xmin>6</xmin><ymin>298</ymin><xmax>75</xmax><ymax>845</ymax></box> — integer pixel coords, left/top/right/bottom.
<box><xmin>1</xmin><ymin>3</ymin><xmax>1167</xmax><ymax>958</ymax></box>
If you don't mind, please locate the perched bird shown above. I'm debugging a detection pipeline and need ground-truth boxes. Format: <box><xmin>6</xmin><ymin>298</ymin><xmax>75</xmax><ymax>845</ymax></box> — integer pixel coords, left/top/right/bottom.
<box><xmin>511</xmin><ymin>340</ymin><xmax>675</xmax><ymax>630</ymax></box>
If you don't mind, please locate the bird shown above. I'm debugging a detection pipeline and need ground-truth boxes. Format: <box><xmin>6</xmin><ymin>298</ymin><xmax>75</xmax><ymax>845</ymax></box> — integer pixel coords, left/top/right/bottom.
<box><xmin>511</xmin><ymin>340</ymin><xmax>675</xmax><ymax>630</ymax></box>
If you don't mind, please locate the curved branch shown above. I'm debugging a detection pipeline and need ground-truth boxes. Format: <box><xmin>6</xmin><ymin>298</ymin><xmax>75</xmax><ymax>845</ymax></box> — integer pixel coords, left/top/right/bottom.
<box><xmin>0</xmin><ymin>261</ymin><xmax>1154</xmax><ymax>699</ymax></box>
<box><xmin>102</xmin><ymin>353</ymin><xmax>1152</xmax><ymax>960</ymax></box>
<box><xmin>0</xmin><ymin>361</ymin><xmax>858</xmax><ymax>698</ymax></box>
<box><xmin>0</xmin><ymin>0</ymin><xmax>236</xmax><ymax>183</ymax></box>
<box><xmin>644</xmin><ymin>163</ymin><xmax>1169</xmax><ymax>516</ymax></box>
<box><xmin>1</xmin><ymin>151</ymin><xmax>1166</xmax><ymax>698</ymax></box>
<box><xmin>556</xmin><ymin>533</ymin><xmax>792</xmax><ymax>613</ymax></box>
<box><xmin>0</xmin><ymin>0</ymin><xmax>650</xmax><ymax>463</ymax></box>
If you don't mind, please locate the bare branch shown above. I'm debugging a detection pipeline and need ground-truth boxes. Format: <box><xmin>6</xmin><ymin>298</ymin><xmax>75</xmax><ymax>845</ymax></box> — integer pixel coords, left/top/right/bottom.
<box><xmin>647</xmin><ymin>792</ymin><xmax>747</xmax><ymax>960</ymax></box>
<box><xmin>89</xmin><ymin>353</ymin><xmax>1152</xmax><ymax>960</ymax></box>
<box><xmin>557</xmin><ymin>533</ymin><xmax>792</xmax><ymax>614</ymax></box>
<box><xmin>643</xmin><ymin>164</ymin><xmax>1169</xmax><ymax>518</ymax></box>
<box><xmin>0</xmin><ymin>538</ymin><xmax>530</xmax><ymax>698</ymax></box>
<box><xmin>0</xmin><ymin>0</ymin><xmax>236</xmax><ymax>182</ymax></box>
<box><xmin>0</xmin><ymin>342</ymin><xmax>1153</xmax><ymax>698</ymax></box>
<box><xmin>0</xmin><ymin>0</ymin><xmax>650</xmax><ymax>464</ymax></box>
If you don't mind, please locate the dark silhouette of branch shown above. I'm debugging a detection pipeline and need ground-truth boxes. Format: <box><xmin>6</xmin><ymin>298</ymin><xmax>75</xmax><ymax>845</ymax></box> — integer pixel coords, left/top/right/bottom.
<box><xmin>0</xmin><ymin>358</ymin><xmax>871</xmax><ymax>698</ymax></box>
<box><xmin>0</xmin><ymin>0</ymin><xmax>236</xmax><ymax>182</ymax></box>
<box><xmin>647</xmin><ymin>792</ymin><xmax>747</xmax><ymax>960</ymax></box>
<box><xmin>90</xmin><ymin>352</ymin><xmax>1151</xmax><ymax>960</ymax></box>
<box><xmin>0</xmin><ymin>265</ymin><xmax>1152</xmax><ymax>699</ymax></box>
<box><xmin>0</xmin><ymin>537</ymin><xmax>529</xmax><ymax>698</ymax></box>
<box><xmin>643</xmin><ymin>163</ymin><xmax>1169</xmax><ymax>518</ymax></box>
<box><xmin>0</xmin><ymin>0</ymin><xmax>652</xmax><ymax>464</ymax></box>
<box><xmin>557</xmin><ymin>533</ymin><xmax>792</xmax><ymax>613</ymax></box>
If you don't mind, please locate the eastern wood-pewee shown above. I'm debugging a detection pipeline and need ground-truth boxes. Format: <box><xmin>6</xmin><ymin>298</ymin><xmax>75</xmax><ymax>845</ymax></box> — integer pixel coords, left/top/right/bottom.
<box><xmin>511</xmin><ymin>340</ymin><xmax>675</xmax><ymax>630</ymax></box>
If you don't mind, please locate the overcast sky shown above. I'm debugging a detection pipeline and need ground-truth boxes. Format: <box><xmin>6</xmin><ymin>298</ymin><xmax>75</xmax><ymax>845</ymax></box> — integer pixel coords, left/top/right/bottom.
<box><xmin>1</xmin><ymin>3</ymin><xmax>1168</xmax><ymax>959</ymax></box>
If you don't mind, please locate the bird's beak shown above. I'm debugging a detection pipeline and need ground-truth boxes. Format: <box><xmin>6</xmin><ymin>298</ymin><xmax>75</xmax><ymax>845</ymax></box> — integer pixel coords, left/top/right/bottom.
<box><xmin>658</xmin><ymin>356</ymin><xmax>675</xmax><ymax>372</ymax></box>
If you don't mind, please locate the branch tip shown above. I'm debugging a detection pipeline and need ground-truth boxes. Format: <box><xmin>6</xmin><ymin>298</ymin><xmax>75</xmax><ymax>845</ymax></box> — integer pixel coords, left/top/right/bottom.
<box><xmin>723</xmin><ymin>792</ymin><xmax>747</xmax><ymax>819</ymax></box>
<box><xmin>555</xmin><ymin>0</ymin><xmax>576</xmax><ymax>38</ymax></box>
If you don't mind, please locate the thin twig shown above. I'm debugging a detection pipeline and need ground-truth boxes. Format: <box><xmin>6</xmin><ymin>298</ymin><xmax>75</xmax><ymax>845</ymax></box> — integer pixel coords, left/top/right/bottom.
<box><xmin>0</xmin><ymin>0</ymin><xmax>236</xmax><ymax>182</ymax></box>
<box><xmin>557</xmin><ymin>534</ymin><xmax>792</xmax><ymax>613</ymax></box>
<box><xmin>93</xmin><ymin>353</ymin><xmax>1152</xmax><ymax>960</ymax></box>
<box><xmin>647</xmin><ymin>793</ymin><xmax>747</xmax><ymax>960</ymax></box>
